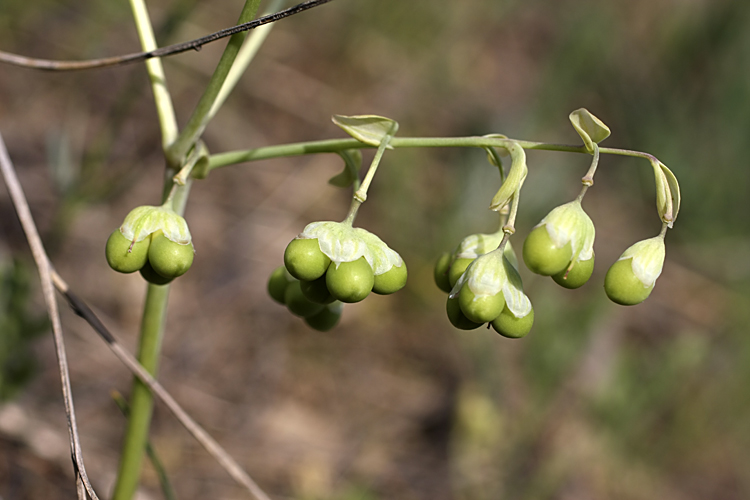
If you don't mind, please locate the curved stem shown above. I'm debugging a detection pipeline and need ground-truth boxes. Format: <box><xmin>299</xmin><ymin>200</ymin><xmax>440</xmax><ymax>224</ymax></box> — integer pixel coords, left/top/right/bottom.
<box><xmin>207</xmin><ymin>136</ymin><xmax>663</xmax><ymax>172</ymax></box>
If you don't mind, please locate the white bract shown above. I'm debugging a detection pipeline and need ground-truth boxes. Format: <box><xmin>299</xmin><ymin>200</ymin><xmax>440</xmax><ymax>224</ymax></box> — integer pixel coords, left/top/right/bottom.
<box><xmin>299</xmin><ymin>221</ymin><xmax>402</xmax><ymax>276</ymax></box>
<box><xmin>120</xmin><ymin>205</ymin><xmax>192</xmax><ymax>245</ymax></box>
<box><xmin>617</xmin><ymin>235</ymin><xmax>666</xmax><ymax>287</ymax></box>
<box><xmin>536</xmin><ymin>200</ymin><xmax>595</xmax><ymax>261</ymax></box>
<box><xmin>450</xmin><ymin>249</ymin><xmax>532</xmax><ymax>319</ymax></box>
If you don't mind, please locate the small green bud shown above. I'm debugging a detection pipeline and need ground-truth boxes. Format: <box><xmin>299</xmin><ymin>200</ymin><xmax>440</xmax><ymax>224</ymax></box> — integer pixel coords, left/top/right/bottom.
<box><xmin>604</xmin><ymin>235</ymin><xmax>665</xmax><ymax>306</ymax></box>
<box><xmin>284</xmin><ymin>238</ymin><xmax>331</xmax><ymax>281</ymax></box>
<box><xmin>304</xmin><ymin>302</ymin><xmax>344</xmax><ymax>332</ymax></box>
<box><xmin>326</xmin><ymin>257</ymin><xmax>374</xmax><ymax>303</ymax></box>
<box><xmin>449</xmin><ymin>258</ymin><xmax>474</xmax><ymax>287</ymax></box>
<box><xmin>267</xmin><ymin>266</ymin><xmax>293</xmax><ymax>304</ymax></box>
<box><xmin>523</xmin><ymin>200</ymin><xmax>595</xmax><ymax>277</ymax></box>
<box><xmin>446</xmin><ymin>296</ymin><xmax>483</xmax><ymax>330</ymax></box>
<box><xmin>284</xmin><ymin>280</ymin><xmax>325</xmax><ymax>317</ymax></box>
<box><xmin>300</xmin><ymin>275</ymin><xmax>335</xmax><ymax>304</ymax></box>
<box><xmin>105</xmin><ymin>229</ymin><xmax>149</xmax><ymax>273</ymax></box>
<box><xmin>458</xmin><ymin>285</ymin><xmax>505</xmax><ymax>324</ymax></box>
<box><xmin>491</xmin><ymin>305</ymin><xmax>534</xmax><ymax>339</ymax></box>
<box><xmin>148</xmin><ymin>231</ymin><xmax>194</xmax><ymax>279</ymax></box>
<box><xmin>523</xmin><ymin>226</ymin><xmax>572</xmax><ymax>276</ymax></box>
<box><xmin>373</xmin><ymin>262</ymin><xmax>407</xmax><ymax>295</ymax></box>
<box><xmin>434</xmin><ymin>252</ymin><xmax>453</xmax><ymax>293</ymax></box>
<box><xmin>552</xmin><ymin>254</ymin><xmax>595</xmax><ymax>289</ymax></box>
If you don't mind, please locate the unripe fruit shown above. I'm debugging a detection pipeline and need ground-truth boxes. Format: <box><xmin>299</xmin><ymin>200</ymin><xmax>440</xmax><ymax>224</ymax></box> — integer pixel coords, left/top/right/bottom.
<box><xmin>458</xmin><ymin>285</ymin><xmax>505</xmax><ymax>324</ymax></box>
<box><xmin>139</xmin><ymin>261</ymin><xmax>174</xmax><ymax>286</ymax></box>
<box><xmin>523</xmin><ymin>225</ymin><xmax>572</xmax><ymax>276</ymax></box>
<box><xmin>552</xmin><ymin>254</ymin><xmax>595</xmax><ymax>289</ymax></box>
<box><xmin>326</xmin><ymin>257</ymin><xmax>374</xmax><ymax>303</ymax></box>
<box><xmin>106</xmin><ymin>230</ymin><xmax>149</xmax><ymax>273</ymax></box>
<box><xmin>300</xmin><ymin>276</ymin><xmax>335</xmax><ymax>304</ymax></box>
<box><xmin>491</xmin><ymin>305</ymin><xmax>534</xmax><ymax>339</ymax></box>
<box><xmin>373</xmin><ymin>263</ymin><xmax>407</xmax><ymax>295</ymax></box>
<box><xmin>284</xmin><ymin>238</ymin><xmax>331</xmax><ymax>281</ymax></box>
<box><xmin>304</xmin><ymin>302</ymin><xmax>343</xmax><ymax>332</ymax></box>
<box><xmin>268</xmin><ymin>266</ymin><xmax>293</xmax><ymax>304</ymax></box>
<box><xmin>434</xmin><ymin>252</ymin><xmax>453</xmax><ymax>293</ymax></box>
<box><xmin>448</xmin><ymin>257</ymin><xmax>473</xmax><ymax>287</ymax></box>
<box><xmin>604</xmin><ymin>258</ymin><xmax>653</xmax><ymax>305</ymax></box>
<box><xmin>284</xmin><ymin>280</ymin><xmax>325</xmax><ymax>317</ymax></box>
<box><xmin>148</xmin><ymin>232</ymin><xmax>194</xmax><ymax>278</ymax></box>
<box><xmin>446</xmin><ymin>296</ymin><xmax>483</xmax><ymax>330</ymax></box>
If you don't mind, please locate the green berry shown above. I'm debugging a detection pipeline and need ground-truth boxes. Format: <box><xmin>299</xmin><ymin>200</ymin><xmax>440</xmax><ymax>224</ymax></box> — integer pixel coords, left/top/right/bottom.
<box><xmin>304</xmin><ymin>302</ymin><xmax>343</xmax><ymax>332</ymax></box>
<box><xmin>522</xmin><ymin>225</ymin><xmax>572</xmax><ymax>276</ymax></box>
<box><xmin>105</xmin><ymin>229</ymin><xmax>149</xmax><ymax>273</ymax></box>
<box><xmin>300</xmin><ymin>275</ymin><xmax>335</xmax><ymax>304</ymax></box>
<box><xmin>148</xmin><ymin>231</ymin><xmax>194</xmax><ymax>279</ymax></box>
<box><xmin>604</xmin><ymin>258</ymin><xmax>653</xmax><ymax>306</ymax></box>
<box><xmin>284</xmin><ymin>238</ymin><xmax>331</xmax><ymax>281</ymax></box>
<box><xmin>326</xmin><ymin>257</ymin><xmax>374</xmax><ymax>303</ymax></box>
<box><xmin>446</xmin><ymin>296</ymin><xmax>483</xmax><ymax>330</ymax></box>
<box><xmin>139</xmin><ymin>261</ymin><xmax>174</xmax><ymax>285</ymax></box>
<box><xmin>448</xmin><ymin>257</ymin><xmax>474</xmax><ymax>287</ymax></box>
<box><xmin>458</xmin><ymin>284</ymin><xmax>505</xmax><ymax>324</ymax></box>
<box><xmin>372</xmin><ymin>263</ymin><xmax>407</xmax><ymax>295</ymax></box>
<box><xmin>268</xmin><ymin>266</ymin><xmax>293</xmax><ymax>304</ymax></box>
<box><xmin>552</xmin><ymin>254</ymin><xmax>594</xmax><ymax>289</ymax></box>
<box><xmin>491</xmin><ymin>305</ymin><xmax>534</xmax><ymax>339</ymax></box>
<box><xmin>284</xmin><ymin>280</ymin><xmax>325</xmax><ymax>317</ymax></box>
<box><xmin>434</xmin><ymin>252</ymin><xmax>453</xmax><ymax>293</ymax></box>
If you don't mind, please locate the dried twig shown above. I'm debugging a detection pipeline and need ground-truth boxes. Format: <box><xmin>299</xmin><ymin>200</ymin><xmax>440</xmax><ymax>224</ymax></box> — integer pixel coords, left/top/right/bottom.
<box><xmin>51</xmin><ymin>271</ymin><xmax>273</xmax><ymax>500</ymax></box>
<box><xmin>0</xmin><ymin>134</ymin><xmax>99</xmax><ymax>499</ymax></box>
<box><xmin>0</xmin><ymin>0</ymin><xmax>332</xmax><ymax>71</ymax></box>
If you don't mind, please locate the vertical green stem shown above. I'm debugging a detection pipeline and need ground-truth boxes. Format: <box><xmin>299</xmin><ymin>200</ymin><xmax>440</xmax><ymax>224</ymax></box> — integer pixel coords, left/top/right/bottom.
<box><xmin>111</xmin><ymin>284</ymin><xmax>170</xmax><ymax>500</ymax></box>
<box><xmin>168</xmin><ymin>0</ymin><xmax>262</xmax><ymax>166</ymax></box>
<box><xmin>129</xmin><ymin>0</ymin><xmax>179</xmax><ymax>150</ymax></box>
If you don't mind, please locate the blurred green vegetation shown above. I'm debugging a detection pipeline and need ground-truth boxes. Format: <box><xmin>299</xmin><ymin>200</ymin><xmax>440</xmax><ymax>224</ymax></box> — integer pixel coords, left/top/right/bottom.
<box><xmin>1</xmin><ymin>0</ymin><xmax>749</xmax><ymax>499</ymax></box>
<box><xmin>0</xmin><ymin>255</ymin><xmax>48</xmax><ymax>401</ymax></box>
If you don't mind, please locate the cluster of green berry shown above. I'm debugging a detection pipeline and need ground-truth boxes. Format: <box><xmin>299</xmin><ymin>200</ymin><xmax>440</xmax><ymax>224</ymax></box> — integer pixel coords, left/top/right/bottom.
<box><xmin>523</xmin><ymin>199</ymin><xmax>667</xmax><ymax>306</ymax></box>
<box><xmin>267</xmin><ymin>266</ymin><xmax>344</xmax><ymax>331</ymax></box>
<box><xmin>105</xmin><ymin>205</ymin><xmax>195</xmax><ymax>285</ymax></box>
<box><xmin>435</xmin><ymin>232</ymin><xmax>533</xmax><ymax>338</ymax></box>
<box><xmin>267</xmin><ymin>221</ymin><xmax>407</xmax><ymax>329</ymax></box>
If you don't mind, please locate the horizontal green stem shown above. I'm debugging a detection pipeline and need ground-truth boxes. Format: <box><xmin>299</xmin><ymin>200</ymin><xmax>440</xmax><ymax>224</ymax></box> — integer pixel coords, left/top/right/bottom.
<box><xmin>207</xmin><ymin>136</ymin><xmax>658</xmax><ymax>172</ymax></box>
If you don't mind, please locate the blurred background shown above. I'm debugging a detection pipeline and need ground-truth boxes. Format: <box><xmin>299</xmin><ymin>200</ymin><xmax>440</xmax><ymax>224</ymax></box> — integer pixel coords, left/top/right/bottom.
<box><xmin>1</xmin><ymin>0</ymin><xmax>749</xmax><ymax>498</ymax></box>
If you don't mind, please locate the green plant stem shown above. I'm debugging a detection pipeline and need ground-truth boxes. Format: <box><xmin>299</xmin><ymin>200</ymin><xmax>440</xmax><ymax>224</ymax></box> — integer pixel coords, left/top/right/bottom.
<box><xmin>208</xmin><ymin>0</ymin><xmax>286</xmax><ymax>121</ymax></box>
<box><xmin>113</xmin><ymin>4</ymin><xmax>182</xmax><ymax>500</ymax></box>
<box><xmin>168</xmin><ymin>0</ymin><xmax>262</xmax><ymax>167</ymax></box>
<box><xmin>206</xmin><ymin>136</ymin><xmax>661</xmax><ymax>172</ymax></box>
<box><xmin>129</xmin><ymin>0</ymin><xmax>179</xmax><ymax>150</ymax></box>
<box><xmin>111</xmin><ymin>284</ymin><xmax>170</xmax><ymax>500</ymax></box>
<box><xmin>112</xmin><ymin>391</ymin><xmax>177</xmax><ymax>500</ymax></box>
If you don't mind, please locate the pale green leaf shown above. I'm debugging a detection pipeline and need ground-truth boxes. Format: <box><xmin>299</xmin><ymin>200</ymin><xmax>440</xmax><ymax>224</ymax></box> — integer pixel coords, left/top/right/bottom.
<box><xmin>569</xmin><ymin>108</ymin><xmax>611</xmax><ymax>153</ymax></box>
<box><xmin>332</xmin><ymin>114</ymin><xmax>399</xmax><ymax>147</ymax></box>
<box><xmin>659</xmin><ymin>161</ymin><xmax>681</xmax><ymax>226</ymax></box>
<box><xmin>490</xmin><ymin>142</ymin><xmax>527</xmax><ymax>211</ymax></box>
<box><xmin>328</xmin><ymin>149</ymin><xmax>362</xmax><ymax>188</ymax></box>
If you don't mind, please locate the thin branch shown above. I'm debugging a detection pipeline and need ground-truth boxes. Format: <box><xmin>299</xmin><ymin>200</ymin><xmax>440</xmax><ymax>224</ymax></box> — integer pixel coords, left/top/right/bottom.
<box><xmin>0</xmin><ymin>0</ymin><xmax>333</xmax><ymax>72</ymax></box>
<box><xmin>0</xmin><ymin>134</ymin><xmax>100</xmax><ymax>499</ymax></box>
<box><xmin>0</xmin><ymin>132</ymin><xmax>271</xmax><ymax>499</ymax></box>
